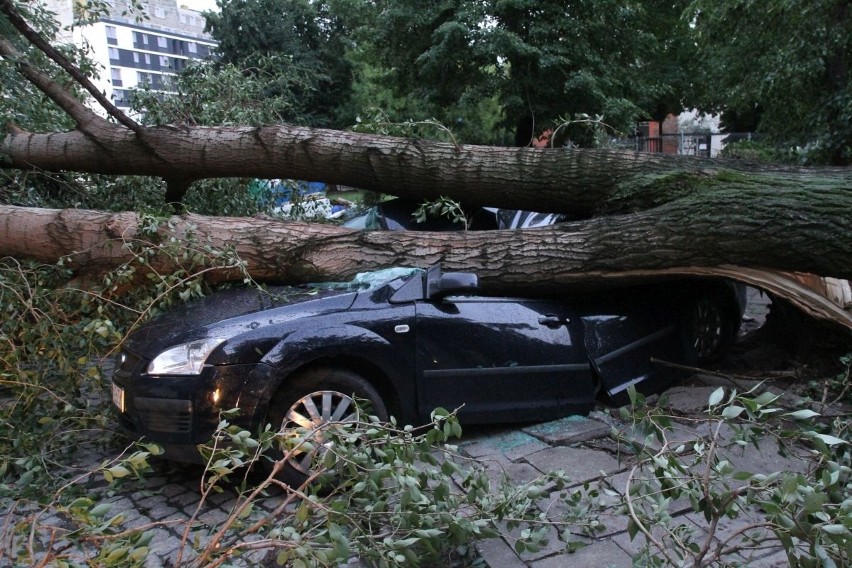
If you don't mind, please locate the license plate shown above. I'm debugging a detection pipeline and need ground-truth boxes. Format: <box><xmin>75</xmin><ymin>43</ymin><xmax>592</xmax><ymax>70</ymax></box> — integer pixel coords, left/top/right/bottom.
<box><xmin>112</xmin><ymin>383</ymin><xmax>125</xmax><ymax>413</ymax></box>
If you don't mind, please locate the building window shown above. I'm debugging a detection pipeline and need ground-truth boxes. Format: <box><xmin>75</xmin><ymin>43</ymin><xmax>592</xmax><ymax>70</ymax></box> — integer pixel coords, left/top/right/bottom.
<box><xmin>110</xmin><ymin>67</ymin><xmax>122</xmax><ymax>86</ymax></box>
<box><xmin>113</xmin><ymin>88</ymin><xmax>128</xmax><ymax>107</ymax></box>
<box><xmin>133</xmin><ymin>52</ymin><xmax>140</xmax><ymax>63</ymax></box>
<box><xmin>144</xmin><ymin>53</ymin><xmax>151</xmax><ymax>65</ymax></box>
<box><xmin>157</xmin><ymin>36</ymin><xmax>167</xmax><ymax>49</ymax></box>
<box><xmin>153</xmin><ymin>6</ymin><xmax>165</xmax><ymax>18</ymax></box>
<box><xmin>137</xmin><ymin>71</ymin><xmax>152</xmax><ymax>84</ymax></box>
<box><xmin>105</xmin><ymin>25</ymin><xmax>117</xmax><ymax>45</ymax></box>
<box><xmin>160</xmin><ymin>55</ymin><xmax>169</xmax><ymax>68</ymax></box>
<box><xmin>142</xmin><ymin>34</ymin><xmax>149</xmax><ymax>45</ymax></box>
<box><xmin>188</xmin><ymin>42</ymin><xmax>197</xmax><ymax>54</ymax></box>
<box><xmin>108</xmin><ymin>47</ymin><xmax>119</xmax><ymax>60</ymax></box>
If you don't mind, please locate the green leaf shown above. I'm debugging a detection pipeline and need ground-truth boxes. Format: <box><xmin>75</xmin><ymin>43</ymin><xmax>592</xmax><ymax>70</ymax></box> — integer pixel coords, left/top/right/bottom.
<box><xmin>721</xmin><ymin>406</ymin><xmax>745</xmax><ymax>419</ymax></box>
<box><xmin>822</xmin><ymin>524</ymin><xmax>850</xmax><ymax>536</ymax></box>
<box><xmin>627</xmin><ymin>518</ymin><xmax>639</xmax><ymax>540</ymax></box>
<box><xmin>89</xmin><ymin>503</ymin><xmax>112</xmax><ymax>517</ymax></box>
<box><xmin>708</xmin><ymin>387</ymin><xmax>724</xmax><ymax>407</ymax></box>
<box><xmin>814</xmin><ymin>434</ymin><xmax>847</xmax><ymax>446</ymax></box>
<box><xmin>784</xmin><ymin>409</ymin><xmax>820</xmax><ymax>420</ymax></box>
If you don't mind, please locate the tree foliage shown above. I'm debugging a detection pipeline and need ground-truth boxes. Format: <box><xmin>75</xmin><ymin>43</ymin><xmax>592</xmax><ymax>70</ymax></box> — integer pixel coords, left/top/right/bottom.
<box><xmin>204</xmin><ymin>0</ymin><xmax>355</xmax><ymax>128</ymax></box>
<box><xmin>690</xmin><ymin>0</ymin><xmax>852</xmax><ymax>165</ymax></box>
<box><xmin>339</xmin><ymin>0</ymin><xmax>696</xmax><ymax>145</ymax></box>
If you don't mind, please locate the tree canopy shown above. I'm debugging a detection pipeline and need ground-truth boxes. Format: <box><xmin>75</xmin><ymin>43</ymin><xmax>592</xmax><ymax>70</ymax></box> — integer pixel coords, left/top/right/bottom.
<box><xmin>339</xmin><ymin>0</ymin><xmax>696</xmax><ymax>145</ymax></box>
<box><xmin>690</xmin><ymin>0</ymin><xmax>851</xmax><ymax>165</ymax></box>
<box><xmin>204</xmin><ymin>0</ymin><xmax>355</xmax><ymax>127</ymax></box>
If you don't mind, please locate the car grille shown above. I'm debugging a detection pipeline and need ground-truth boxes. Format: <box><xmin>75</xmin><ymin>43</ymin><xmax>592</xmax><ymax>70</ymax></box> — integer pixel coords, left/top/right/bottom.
<box><xmin>135</xmin><ymin>397</ymin><xmax>193</xmax><ymax>433</ymax></box>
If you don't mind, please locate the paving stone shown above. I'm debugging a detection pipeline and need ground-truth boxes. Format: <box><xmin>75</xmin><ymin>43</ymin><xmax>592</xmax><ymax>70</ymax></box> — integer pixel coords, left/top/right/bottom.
<box><xmin>609</xmin><ymin>422</ymin><xmax>664</xmax><ymax>453</ymax></box>
<box><xmin>475</xmin><ymin>537</ymin><xmax>525</xmax><ymax>568</ymax></box>
<box><xmin>718</xmin><ymin>436</ymin><xmax>810</xmax><ymax>477</ymax></box>
<box><xmin>663</xmin><ymin>386</ymin><xmax>720</xmax><ymax>414</ymax></box>
<box><xmin>537</xmin><ymin>482</ymin><xmax>624</xmax><ymax>537</ymax></box>
<box><xmin>503</xmin><ymin>522</ymin><xmax>565</xmax><ymax>563</ymax></box>
<box><xmin>484</xmin><ymin>460</ymin><xmax>543</xmax><ymax>489</ymax></box>
<box><xmin>522</xmin><ymin>415</ymin><xmax>610</xmax><ymax>446</ymax></box>
<box><xmin>197</xmin><ymin>506</ymin><xmax>230</xmax><ymax>527</ymax></box>
<box><xmin>168</xmin><ymin>489</ymin><xmax>202</xmax><ymax>509</ymax></box>
<box><xmin>138</xmin><ymin>494</ymin><xmax>167</xmax><ymax>511</ymax></box>
<box><xmin>159</xmin><ymin>481</ymin><xmax>191</xmax><ymax>498</ymax></box>
<box><xmin>530</xmin><ymin>538</ymin><xmax>632</xmax><ymax>568</ymax></box>
<box><xmin>606</xmin><ymin>469</ymin><xmax>694</xmax><ymax>518</ymax></box>
<box><xmin>684</xmin><ymin>509</ymin><xmax>784</xmax><ymax>566</ymax></box>
<box><xmin>743</xmin><ymin>550</ymin><xmax>790</xmax><ymax>567</ymax></box>
<box><xmin>820</xmin><ymin>401</ymin><xmax>852</xmax><ymax>419</ymax></box>
<box><xmin>462</xmin><ymin>430</ymin><xmax>550</xmax><ymax>462</ymax></box>
<box><xmin>691</xmin><ymin>418</ymin><xmax>740</xmax><ymax>447</ymax></box>
<box><xmin>611</xmin><ymin>525</ymin><xmax>690</xmax><ymax>560</ymax></box>
<box><xmin>524</xmin><ymin>447</ymin><xmax>623</xmax><ymax>484</ymax></box>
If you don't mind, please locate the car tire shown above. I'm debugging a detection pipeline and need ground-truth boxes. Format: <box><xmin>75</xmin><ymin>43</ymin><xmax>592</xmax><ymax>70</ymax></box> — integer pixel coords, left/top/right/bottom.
<box><xmin>265</xmin><ymin>368</ymin><xmax>388</xmax><ymax>488</ymax></box>
<box><xmin>683</xmin><ymin>292</ymin><xmax>736</xmax><ymax>363</ymax></box>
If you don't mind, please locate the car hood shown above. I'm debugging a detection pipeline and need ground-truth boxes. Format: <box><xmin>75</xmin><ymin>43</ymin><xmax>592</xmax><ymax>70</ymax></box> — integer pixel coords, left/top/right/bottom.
<box><xmin>123</xmin><ymin>286</ymin><xmax>358</xmax><ymax>357</ymax></box>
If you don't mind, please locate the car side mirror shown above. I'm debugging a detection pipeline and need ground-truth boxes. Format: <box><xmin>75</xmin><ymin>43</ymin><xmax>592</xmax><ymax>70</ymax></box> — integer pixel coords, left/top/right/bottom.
<box><xmin>430</xmin><ymin>272</ymin><xmax>479</xmax><ymax>298</ymax></box>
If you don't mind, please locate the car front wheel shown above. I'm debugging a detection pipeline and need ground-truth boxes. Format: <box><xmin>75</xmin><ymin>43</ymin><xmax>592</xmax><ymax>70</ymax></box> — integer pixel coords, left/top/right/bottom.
<box><xmin>265</xmin><ymin>368</ymin><xmax>388</xmax><ymax>488</ymax></box>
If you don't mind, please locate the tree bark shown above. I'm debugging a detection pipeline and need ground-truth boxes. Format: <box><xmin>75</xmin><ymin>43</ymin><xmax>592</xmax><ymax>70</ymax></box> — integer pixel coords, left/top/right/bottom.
<box><xmin>1</xmin><ymin>205</ymin><xmax>850</xmax><ymax>330</ymax></box>
<box><xmin>4</xmin><ymin>124</ymin><xmax>850</xmax><ymax>218</ymax></box>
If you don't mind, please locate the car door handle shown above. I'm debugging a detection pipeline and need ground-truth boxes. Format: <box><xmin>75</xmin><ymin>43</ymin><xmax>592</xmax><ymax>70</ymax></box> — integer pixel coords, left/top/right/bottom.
<box><xmin>538</xmin><ymin>315</ymin><xmax>568</xmax><ymax>328</ymax></box>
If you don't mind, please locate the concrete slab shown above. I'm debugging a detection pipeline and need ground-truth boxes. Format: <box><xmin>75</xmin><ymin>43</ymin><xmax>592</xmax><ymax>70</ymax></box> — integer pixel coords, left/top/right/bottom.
<box><xmin>502</xmin><ymin>523</ymin><xmax>565</xmax><ymax>563</ymax></box>
<box><xmin>462</xmin><ymin>430</ymin><xmax>550</xmax><ymax>462</ymax></box>
<box><xmin>537</xmin><ymin>482</ymin><xmax>625</xmax><ymax>538</ymax></box>
<box><xmin>522</xmin><ymin>415</ymin><xmax>610</xmax><ymax>446</ymax></box>
<box><xmin>684</xmin><ymin>509</ymin><xmax>782</xmax><ymax>565</ymax></box>
<box><xmin>663</xmin><ymin>386</ymin><xmax>720</xmax><ymax>414</ymax></box>
<box><xmin>531</xmin><ymin>538</ymin><xmax>632</xmax><ymax>568</ymax></box>
<box><xmin>483</xmin><ymin>460</ymin><xmax>543</xmax><ymax>488</ymax></box>
<box><xmin>718</xmin><ymin>436</ymin><xmax>810</xmax><ymax>477</ymax></box>
<box><xmin>524</xmin><ymin>447</ymin><xmax>624</xmax><ymax>484</ymax></box>
<box><xmin>475</xmin><ymin>537</ymin><xmax>525</xmax><ymax>568</ymax></box>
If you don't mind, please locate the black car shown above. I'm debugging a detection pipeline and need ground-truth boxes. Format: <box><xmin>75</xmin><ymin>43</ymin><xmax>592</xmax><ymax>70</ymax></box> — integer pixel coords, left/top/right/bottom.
<box><xmin>112</xmin><ymin>265</ymin><xmax>742</xmax><ymax>482</ymax></box>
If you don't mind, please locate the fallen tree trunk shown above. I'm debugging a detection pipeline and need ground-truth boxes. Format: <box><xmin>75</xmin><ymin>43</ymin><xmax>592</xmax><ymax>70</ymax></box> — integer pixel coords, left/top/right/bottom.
<box><xmin>2</xmin><ymin>205</ymin><xmax>850</xmax><ymax>330</ymax></box>
<box><xmin>3</xmin><ymin>186</ymin><xmax>850</xmax><ymax>280</ymax></box>
<box><xmin>4</xmin><ymin>124</ymin><xmax>851</xmax><ymax>218</ymax></box>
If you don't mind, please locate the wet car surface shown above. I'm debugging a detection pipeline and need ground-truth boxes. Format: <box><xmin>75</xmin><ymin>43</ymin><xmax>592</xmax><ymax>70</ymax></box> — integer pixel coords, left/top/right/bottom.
<box><xmin>112</xmin><ymin>265</ymin><xmax>743</xmax><ymax>482</ymax></box>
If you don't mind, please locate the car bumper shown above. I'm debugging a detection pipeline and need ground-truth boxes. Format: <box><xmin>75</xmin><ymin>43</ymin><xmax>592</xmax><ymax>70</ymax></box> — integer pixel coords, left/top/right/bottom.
<box><xmin>112</xmin><ymin>357</ymin><xmax>265</xmax><ymax>460</ymax></box>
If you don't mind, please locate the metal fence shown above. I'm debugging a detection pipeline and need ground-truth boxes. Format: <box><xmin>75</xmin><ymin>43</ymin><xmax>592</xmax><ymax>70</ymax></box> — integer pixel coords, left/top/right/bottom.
<box><xmin>627</xmin><ymin>132</ymin><xmax>758</xmax><ymax>158</ymax></box>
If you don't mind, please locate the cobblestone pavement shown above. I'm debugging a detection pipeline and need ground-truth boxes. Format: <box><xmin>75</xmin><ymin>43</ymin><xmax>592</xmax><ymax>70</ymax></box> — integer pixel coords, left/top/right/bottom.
<box><xmin>3</xmin><ymin>288</ymin><xmax>838</xmax><ymax>567</ymax></box>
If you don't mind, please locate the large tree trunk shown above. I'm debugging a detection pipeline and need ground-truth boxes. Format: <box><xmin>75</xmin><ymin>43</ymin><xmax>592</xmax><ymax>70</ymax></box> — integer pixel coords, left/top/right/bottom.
<box><xmin>4</xmin><ymin>123</ymin><xmax>850</xmax><ymax>217</ymax></box>
<box><xmin>2</xmin><ymin>206</ymin><xmax>850</xmax><ymax>330</ymax></box>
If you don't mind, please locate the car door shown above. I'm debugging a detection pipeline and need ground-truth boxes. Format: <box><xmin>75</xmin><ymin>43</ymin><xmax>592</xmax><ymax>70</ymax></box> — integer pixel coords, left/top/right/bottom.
<box><xmin>414</xmin><ymin>295</ymin><xmax>596</xmax><ymax>423</ymax></box>
<box><xmin>579</xmin><ymin>293</ymin><xmax>685</xmax><ymax>402</ymax></box>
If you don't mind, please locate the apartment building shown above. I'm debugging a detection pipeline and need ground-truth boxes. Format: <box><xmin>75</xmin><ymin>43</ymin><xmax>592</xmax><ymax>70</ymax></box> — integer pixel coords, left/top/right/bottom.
<box><xmin>44</xmin><ymin>0</ymin><xmax>217</xmax><ymax>110</ymax></box>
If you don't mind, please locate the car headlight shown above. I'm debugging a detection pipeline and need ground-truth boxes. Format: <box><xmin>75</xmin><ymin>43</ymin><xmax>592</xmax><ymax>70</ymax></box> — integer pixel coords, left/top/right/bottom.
<box><xmin>147</xmin><ymin>338</ymin><xmax>227</xmax><ymax>376</ymax></box>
